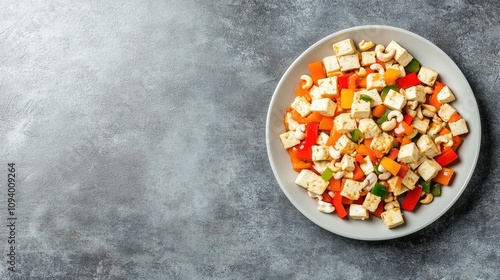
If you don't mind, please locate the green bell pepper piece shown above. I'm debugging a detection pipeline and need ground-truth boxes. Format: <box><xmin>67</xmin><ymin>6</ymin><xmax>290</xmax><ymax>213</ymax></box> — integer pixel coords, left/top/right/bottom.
<box><xmin>404</xmin><ymin>58</ymin><xmax>420</xmax><ymax>73</ymax></box>
<box><xmin>321</xmin><ymin>167</ymin><xmax>334</xmax><ymax>181</ymax></box>
<box><xmin>380</xmin><ymin>85</ymin><xmax>398</xmax><ymax>101</ymax></box>
<box><xmin>371</xmin><ymin>183</ymin><xmax>388</xmax><ymax>198</ymax></box>
<box><xmin>351</xmin><ymin>129</ymin><xmax>364</xmax><ymax>143</ymax></box>
<box><xmin>432</xmin><ymin>183</ymin><xmax>442</xmax><ymax>197</ymax></box>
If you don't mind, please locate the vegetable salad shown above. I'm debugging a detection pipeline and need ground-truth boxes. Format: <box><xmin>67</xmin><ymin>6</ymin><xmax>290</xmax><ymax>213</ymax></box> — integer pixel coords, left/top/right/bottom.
<box><xmin>279</xmin><ymin>38</ymin><xmax>468</xmax><ymax>229</ymax></box>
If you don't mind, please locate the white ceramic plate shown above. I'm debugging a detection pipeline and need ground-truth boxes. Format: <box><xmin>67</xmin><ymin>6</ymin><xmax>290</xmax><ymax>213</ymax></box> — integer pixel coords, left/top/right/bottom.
<box><xmin>266</xmin><ymin>25</ymin><xmax>481</xmax><ymax>240</ymax></box>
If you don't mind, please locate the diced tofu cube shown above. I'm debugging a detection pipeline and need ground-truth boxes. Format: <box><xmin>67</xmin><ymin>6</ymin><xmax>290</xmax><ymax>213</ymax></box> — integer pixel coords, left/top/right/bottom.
<box><xmin>340</xmin><ymin>179</ymin><xmax>364</xmax><ymax>200</ymax></box>
<box><xmin>349</xmin><ymin>204</ymin><xmax>369</xmax><ymax>220</ymax></box>
<box><xmin>381</xmin><ymin>208</ymin><xmax>405</xmax><ymax>229</ymax></box>
<box><xmin>412</xmin><ymin>117</ymin><xmax>430</xmax><ymax>134</ymax></box>
<box><xmin>291</xmin><ymin>96</ymin><xmax>311</xmax><ymax>117</ymax></box>
<box><xmin>295</xmin><ymin>169</ymin><xmax>329</xmax><ymax>195</ymax></box>
<box><xmin>426</xmin><ymin>122</ymin><xmax>444</xmax><ymax>137</ymax></box>
<box><xmin>338</xmin><ymin>54</ymin><xmax>361</xmax><ymax>72</ymax></box>
<box><xmin>334</xmin><ymin>113</ymin><xmax>357</xmax><ymax>133</ymax></box>
<box><xmin>437</xmin><ymin>86</ymin><xmax>456</xmax><ymax>104</ymax></box>
<box><xmin>360</xmin><ymin>156</ymin><xmax>374</xmax><ymax>175</ymax></box>
<box><xmin>309</xmin><ymin>85</ymin><xmax>324</xmax><ymax>100</ymax></box>
<box><xmin>360</xmin><ymin>51</ymin><xmax>376</xmax><ymax>66</ymax></box>
<box><xmin>318</xmin><ymin>77</ymin><xmax>339</xmax><ymax>98</ymax></box>
<box><xmin>322</xmin><ymin>55</ymin><xmax>341</xmax><ymax>76</ymax></box>
<box><xmin>351</xmin><ymin>100</ymin><xmax>371</xmax><ymax>119</ymax></box>
<box><xmin>366</xmin><ymin>73</ymin><xmax>386</xmax><ymax>91</ymax></box>
<box><xmin>385</xmin><ymin>40</ymin><xmax>413</xmax><ymax>67</ymax></box>
<box><xmin>316</xmin><ymin>132</ymin><xmax>330</xmax><ymax>146</ymax></box>
<box><xmin>405</xmin><ymin>85</ymin><xmax>426</xmax><ymax>103</ymax></box>
<box><xmin>398</xmin><ymin>142</ymin><xmax>420</xmax><ymax>164</ymax></box>
<box><xmin>358</xmin><ymin>118</ymin><xmax>381</xmax><ymax>139</ymax></box>
<box><xmin>392</xmin><ymin>185</ymin><xmax>410</xmax><ymax>197</ymax></box>
<box><xmin>417</xmin><ymin>158</ymin><xmax>442</xmax><ymax>181</ymax></box>
<box><xmin>417</xmin><ymin>66</ymin><xmax>438</xmax><ymax>86</ymax></box>
<box><xmin>313</xmin><ymin>160</ymin><xmax>337</xmax><ymax>174</ymax></box>
<box><xmin>343</xmin><ymin>171</ymin><xmax>354</xmax><ymax>179</ymax></box>
<box><xmin>334</xmin><ymin>134</ymin><xmax>358</xmax><ymax>155</ymax></box>
<box><xmin>387</xmin><ymin>176</ymin><xmax>400</xmax><ymax>191</ymax></box>
<box><xmin>311</xmin><ymin>98</ymin><xmax>337</xmax><ymax>117</ymax></box>
<box><xmin>402</xmin><ymin>170</ymin><xmax>419</xmax><ymax>190</ymax></box>
<box><xmin>449</xmin><ymin>118</ymin><xmax>469</xmax><ymax>136</ymax></box>
<box><xmin>437</xmin><ymin>103</ymin><xmax>457</xmax><ymax>122</ymax></box>
<box><xmin>370</xmin><ymin>132</ymin><xmax>394</xmax><ymax>154</ymax></box>
<box><xmin>332</xmin><ymin>38</ymin><xmax>357</xmax><ymax>56</ymax></box>
<box><xmin>416</xmin><ymin>134</ymin><xmax>440</xmax><ymax>158</ymax></box>
<box><xmin>311</xmin><ymin>145</ymin><xmax>330</xmax><ymax>161</ymax></box>
<box><xmin>279</xmin><ymin>131</ymin><xmax>300</xmax><ymax>149</ymax></box>
<box><xmin>383</xmin><ymin>89</ymin><xmax>407</xmax><ymax>110</ymax></box>
<box><xmin>362</xmin><ymin>192</ymin><xmax>381</xmax><ymax>212</ymax></box>
<box><xmin>408</xmin><ymin>153</ymin><xmax>425</xmax><ymax>170</ymax></box>
<box><xmin>355</xmin><ymin>88</ymin><xmax>382</xmax><ymax>107</ymax></box>
<box><xmin>341</xmin><ymin>154</ymin><xmax>356</xmax><ymax>172</ymax></box>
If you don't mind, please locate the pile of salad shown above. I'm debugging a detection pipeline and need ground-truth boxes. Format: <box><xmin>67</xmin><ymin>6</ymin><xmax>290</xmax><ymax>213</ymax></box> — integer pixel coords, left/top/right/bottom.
<box><xmin>279</xmin><ymin>38</ymin><xmax>468</xmax><ymax>229</ymax></box>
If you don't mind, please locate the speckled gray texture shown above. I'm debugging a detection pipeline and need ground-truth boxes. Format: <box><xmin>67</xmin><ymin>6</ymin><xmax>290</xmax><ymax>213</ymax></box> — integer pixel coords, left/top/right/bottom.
<box><xmin>0</xmin><ymin>0</ymin><xmax>498</xmax><ymax>279</ymax></box>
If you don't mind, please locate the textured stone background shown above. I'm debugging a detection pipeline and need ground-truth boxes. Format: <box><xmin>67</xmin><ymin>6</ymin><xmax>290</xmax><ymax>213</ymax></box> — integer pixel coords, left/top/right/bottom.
<box><xmin>0</xmin><ymin>0</ymin><xmax>498</xmax><ymax>279</ymax></box>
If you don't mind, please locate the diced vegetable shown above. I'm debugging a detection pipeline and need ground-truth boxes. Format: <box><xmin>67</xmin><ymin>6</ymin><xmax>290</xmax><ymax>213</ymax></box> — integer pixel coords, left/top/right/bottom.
<box><xmin>371</xmin><ymin>183</ymin><xmax>388</xmax><ymax>198</ymax></box>
<box><xmin>432</xmin><ymin>183</ymin><xmax>442</xmax><ymax>197</ymax></box>
<box><xmin>308</xmin><ymin>61</ymin><xmax>326</xmax><ymax>86</ymax></box>
<box><xmin>396</xmin><ymin>72</ymin><xmax>421</xmax><ymax>89</ymax></box>
<box><xmin>401</xmin><ymin>186</ymin><xmax>423</xmax><ymax>211</ymax></box>
<box><xmin>404</xmin><ymin>58</ymin><xmax>420</xmax><ymax>73</ymax></box>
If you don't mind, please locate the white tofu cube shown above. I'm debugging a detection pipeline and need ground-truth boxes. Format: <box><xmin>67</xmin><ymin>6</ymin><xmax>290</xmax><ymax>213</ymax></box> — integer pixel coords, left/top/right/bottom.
<box><xmin>349</xmin><ymin>204</ymin><xmax>369</xmax><ymax>220</ymax></box>
<box><xmin>316</xmin><ymin>132</ymin><xmax>330</xmax><ymax>146</ymax></box>
<box><xmin>322</xmin><ymin>55</ymin><xmax>341</xmax><ymax>76</ymax></box>
<box><xmin>366</xmin><ymin>73</ymin><xmax>386</xmax><ymax>91</ymax></box>
<box><xmin>360</xmin><ymin>156</ymin><xmax>375</xmax><ymax>175</ymax></box>
<box><xmin>332</xmin><ymin>38</ymin><xmax>357</xmax><ymax>56</ymax></box>
<box><xmin>358</xmin><ymin>118</ymin><xmax>381</xmax><ymax>139</ymax></box>
<box><xmin>360</xmin><ymin>51</ymin><xmax>376</xmax><ymax>66</ymax></box>
<box><xmin>334</xmin><ymin>113</ymin><xmax>357</xmax><ymax>133</ymax></box>
<box><xmin>449</xmin><ymin>118</ymin><xmax>469</xmax><ymax>136</ymax></box>
<box><xmin>311</xmin><ymin>98</ymin><xmax>337</xmax><ymax>117</ymax></box>
<box><xmin>426</xmin><ymin>122</ymin><xmax>444</xmax><ymax>137</ymax></box>
<box><xmin>383</xmin><ymin>89</ymin><xmax>407</xmax><ymax>110</ymax></box>
<box><xmin>416</xmin><ymin>134</ymin><xmax>440</xmax><ymax>158</ymax></box>
<box><xmin>408</xmin><ymin>153</ymin><xmax>425</xmax><ymax>170</ymax></box>
<box><xmin>279</xmin><ymin>131</ymin><xmax>300</xmax><ymax>149</ymax></box>
<box><xmin>341</xmin><ymin>154</ymin><xmax>356</xmax><ymax>172</ymax></box>
<box><xmin>370</xmin><ymin>132</ymin><xmax>394</xmax><ymax>154</ymax></box>
<box><xmin>355</xmin><ymin>88</ymin><xmax>382</xmax><ymax>107</ymax></box>
<box><xmin>362</xmin><ymin>192</ymin><xmax>381</xmax><ymax>212</ymax></box>
<box><xmin>387</xmin><ymin>64</ymin><xmax>406</xmax><ymax>78</ymax></box>
<box><xmin>351</xmin><ymin>100</ymin><xmax>371</xmax><ymax>119</ymax></box>
<box><xmin>340</xmin><ymin>179</ymin><xmax>364</xmax><ymax>200</ymax></box>
<box><xmin>402</xmin><ymin>170</ymin><xmax>419</xmax><ymax>190</ymax></box>
<box><xmin>309</xmin><ymin>85</ymin><xmax>324</xmax><ymax>100</ymax></box>
<box><xmin>405</xmin><ymin>85</ymin><xmax>426</xmax><ymax>103</ymax></box>
<box><xmin>313</xmin><ymin>160</ymin><xmax>337</xmax><ymax>174</ymax></box>
<box><xmin>398</xmin><ymin>142</ymin><xmax>420</xmax><ymax>164</ymax></box>
<box><xmin>381</xmin><ymin>208</ymin><xmax>405</xmax><ymax>228</ymax></box>
<box><xmin>437</xmin><ymin>103</ymin><xmax>457</xmax><ymax>122</ymax></box>
<box><xmin>385</xmin><ymin>40</ymin><xmax>413</xmax><ymax>67</ymax></box>
<box><xmin>417</xmin><ymin>158</ymin><xmax>442</xmax><ymax>181</ymax></box>
<box><xmin>334</xmin><ymin>134</ymin><xmax>358</xmax><ymax>155</ymax></box>
<box><xmin>387</xmin><ymin>176</ymin><xmax>400</xmax><ymax>192</ymax></box>
<box><xmin>417</xmin><ymin>66</ymin><xmax>438</xmax><ymax>86</ymax></box>
<box><xmin>437</xmin><ymin>86</ymin><xmax>456</xmax><ymax>104</ymax></box>
<box><xmin>392</xmin><ymin>185</ymin><xmax>410</xmax><ymax>196</ymax></box>
<box><xmin>318</xmin><ymin>77</ymin><xmax>339</xmax><ymax>98</ymax></box>
<box><xmin>295</xmin><ymin>169</ymin><xmax>329</xmax><ymax>195</ymax></box>
<box><xmin>311</xmin><ymin>145</ymin><xmax>330</xmax><ymax>161</ymax></box>
<box><xmin>291</xmin><ymin>96</ymin><xmax>311</xmax><ymax>117</ymax></box>
<box><xmin>284</xmin><ymin>111</ymin><xmax>300</xmax><ymax>131</ymax></box>
<box><xmin>338</xmin><ymin>54</ymin><xmax>361</xmax><ymax>72</ymax></box>
<box><xmin>412</xmin><ymin>117</ymin><xmax>430</xmax><ymax>134</ymax></box>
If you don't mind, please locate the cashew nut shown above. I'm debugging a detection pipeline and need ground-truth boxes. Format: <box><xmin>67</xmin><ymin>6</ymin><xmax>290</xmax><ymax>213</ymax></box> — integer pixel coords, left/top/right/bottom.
<box><xmin>399</xmin><ymin>88</ymin><xmax>406</xmax><ymax>96</ymax></box>
<box><xmin>359</xmin><ymin>40</ymin><xmax>375</xmax><ymax>51</ymax></box>
<box><xmin>384</xmin><ymin>193</ymin><xmax>394</xmax><ymax>203</ymax></box>
<box><xmin>420</xmin><ymin>193</ymin><xmax>434</xmax><ymax>204</ymax></box>
<box><xmin>387</xmin><ymin>110</ymin><xmax>404</xmax><ymax>122</ymax></box>
<box><xmin>416</xmin><ymin>106</ymin><xmax>424</xmax><ymax>120</ymax></box>
<box><xmin>435</xmin><ymin>134</ymin><xmax>454</xmax><ymax>147</ymax></box>
<box><xmin>406</xmin><ymin>100</ymin><xmax>419</xmax><ymax>110</ymax></box>
<box><xmin>375</xmin><ymin>45</ymin><xmax>396</xmax><ymax>62</ymax></box>
<box><xmin>370</xmin><ymin>63</ymin><xmax>385</xmax><ymax>74</ymax></box>
<box><xmin>421</xmin><ymin>104</ymin><xmax>437</xmax><ymax>118</ymax></box>
<box><xmin>432</xmin><ymin>114</ymin><xmax>444</xmax><ymax>125</ymax></box>
<box><xmin>424</xmin><ymin>86</ymin><xmax>433</xmax><ymax>94</ymax></box>
<box><xmin>308</xmin><ymin>191</ymin><xmax>323</xmax><ymax>200</ymax></box>
<box><xmin>405</xmin><ymin>108</ymin><xmax>416</xmax><ymax>118</ymax></box>
<box><xmin>356</xmin><ymin>67</ymin><xmax>367</xmax><ymax>77</ymax></box>
<box><xmin>381</xmin><ymin>118</ymin><xmax>397</xmax><ymax>131</ymax></box>
<box><xmin>329</xmin><ymin>146</ymin><xmax>341</xmax><ymax>160</ymax></box>
<box><xmin>294</xmin><ymin>124</ymin><xmax>306</xmax><ymax>140</ymax></box>
<box><xmin>317</xmin><ymin>201</ymin><xmax>335</xmax><ymax>213</ymax></box>
<box><xmin>378</xmin><ymin>171</ymin><xmax>391</xmax><ymax>180</ymax></box>
<box><xmin>300</xmin><ymin>75</ymin><xmax>313</xmax><ymax>90</ymax></box>
<box><xmin>384</xmin><ymin>200</ymin><xmax>400</xmax><ymax>210</ymax></box>
<box><xmin>362</xmin><ymin>173</ymin><xmax>378</xmax><ymax>190</ymax></box>
<box><xmin>333</xmin><ymin>171</ymin><xmax>345</xmax><ymax>180</ymax></box>
<box><xmin>377</xmin><ymin>164</ymin><xmax>386</xmax><ymax>172</ymax></box>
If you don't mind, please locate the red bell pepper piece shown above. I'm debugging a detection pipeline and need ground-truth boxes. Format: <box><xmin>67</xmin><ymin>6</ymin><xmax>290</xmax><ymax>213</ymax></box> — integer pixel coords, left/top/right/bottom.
<box><xmin>322</xmin><ymin>191</ymin><xmax>333</xmax><ymax>203</ymax></box>
<box><xmin>296</xmin><ymin>142</ymin><xmax>312</xmax><ymax>161</ymax></box>
<box><xmin>397</xmin><ymin>162</ymin><xmax>409</xmax><ymax>179</ymax></box>
<box><xmin>396</xmin><ymin>72</ymin><xmax>421</xmax><ymax>89</ymax></box>
<box><xmin>304</xmin><ymin>122</ymin><xmax>318</xmax><ymax>146</ymax></box>
<box><xmin>403</xmin><ymin>113</ymin><xmax>414</xmax><ymax>125</ymax></box>
<box><xmin>338</xmin><ymin>73</ymin><xmax>353</xmax><ymax>89</ymax></box>
<box><xmin>401</xmin><ymin>186</ymin><xmax>423</xmax><ymax>212</ymax></box>
<box><xmin>332</xmin><ymin>191</ymin><xmax>348</xmax><ymax>219</ymax></box>
<box><xmin>434</xmin><ymin>148</ymin><xmax>459</xmax><ymax>167</ymax></box>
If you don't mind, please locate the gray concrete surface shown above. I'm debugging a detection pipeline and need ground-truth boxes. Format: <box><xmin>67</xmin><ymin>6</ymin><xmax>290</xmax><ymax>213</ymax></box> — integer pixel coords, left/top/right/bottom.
<box><xmin>0</xmin><ymin>0</ymin><xmax>498</xmax><ymax>279</ymax></box>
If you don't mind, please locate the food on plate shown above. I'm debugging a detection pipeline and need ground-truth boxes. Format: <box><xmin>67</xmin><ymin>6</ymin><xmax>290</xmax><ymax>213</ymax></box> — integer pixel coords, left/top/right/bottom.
<box><xmin>279</xmin><ymin>38</ymin><xmax>468</xmax><ymax>229</ymax></box>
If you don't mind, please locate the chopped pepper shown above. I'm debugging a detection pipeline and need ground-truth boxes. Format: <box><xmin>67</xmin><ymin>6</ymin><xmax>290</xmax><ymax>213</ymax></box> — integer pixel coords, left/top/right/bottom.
<box><xmin>396</xmin><ymin>72</ymin><xmax>421</xmax><ymax>89</ymax></box>
<box><xmin>401</xmin><ymin>186</ymin><xmax>423</xmax><ymax>211</ymax></box>
<box><xmin>404</xmin><ymin>58</ymin><xmax>420</xmax><ymax>73</ymax></box>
